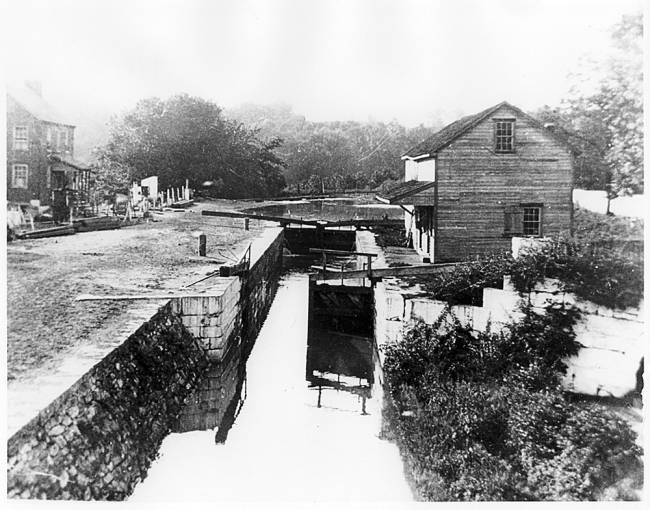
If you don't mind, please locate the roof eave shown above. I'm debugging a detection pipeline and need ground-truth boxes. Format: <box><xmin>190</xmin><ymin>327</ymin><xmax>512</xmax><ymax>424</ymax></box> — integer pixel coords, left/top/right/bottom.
<box><xmin>401</xmin><ymin>153</ymin><xmax>432</xmax><ymax>161</ymax></box>
<box><xmin>375</xmin><ymin>181</ymin><xmax>436</xmax><ymax>204</ymax></box>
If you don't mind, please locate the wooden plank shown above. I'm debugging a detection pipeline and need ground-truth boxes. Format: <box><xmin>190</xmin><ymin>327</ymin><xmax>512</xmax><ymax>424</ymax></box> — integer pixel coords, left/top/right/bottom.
<box><xmin>202</xmin><ymin>209</ymin><xmax>322</xmax><ymax>226</ymax></box>
<box><xmin>17</xmin><ymin>225</ymin><xmax>76</xmax><ymax>239</ymax></box>
<box><xmin>309</xmin><ymin>262</ymin><xmax>465</xmax><ymax>281</ymax></box>
<box><xmin>75</xmin><ymin>292</ymin><xmax>223</xmax><ymax>301</ymax></box>
<box><xmin>309</xmin><ymin>248</ymin><xmax>378</xmax><ymax>257</ymax></box>
<box><xmin>324</xmin><ymin>219</ymin><xmax>403</xmax><ymax>228</ymax></box>
<box><xmin>202</xmin><ymin>209</ymin><xmax>403</xmax><ymax>229</ymax></box>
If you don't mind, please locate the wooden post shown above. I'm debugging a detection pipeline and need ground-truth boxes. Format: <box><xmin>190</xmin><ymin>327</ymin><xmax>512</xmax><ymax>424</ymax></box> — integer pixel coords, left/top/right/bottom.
<box><xmin>244</xmin><ymin>218</ymin><xmax>250</xmax><ymax>231</ymax></box>
<box><xmin>317</xmin><ymin>385</ymin><xmax>322</xmax><ymax>408</ymax></box>
<box><xmin>198</xmin><ymin>234</ymin><xmax>206</xmax><ymax>256</ymax></box>
<box><xmin>341</xmin><ymin>263</ymin><xmax>344</xmax><ymax>285</ymax></box>
<box><xmin>322</xmin><ymin>252</ymin><xmax>327</xmax><ymax>280</ymax></box>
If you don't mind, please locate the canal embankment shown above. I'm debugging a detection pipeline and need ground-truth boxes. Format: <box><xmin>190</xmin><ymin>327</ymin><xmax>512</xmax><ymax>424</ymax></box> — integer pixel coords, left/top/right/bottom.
<box><xmin>7</xmin><ymin>224</ymin><xmax>286</xmax><ymax>500</ymax></box>
<box><xmin>130</xmin><ymin>275</ymin><xmax>413</xmax><ymax>502</ymax></box>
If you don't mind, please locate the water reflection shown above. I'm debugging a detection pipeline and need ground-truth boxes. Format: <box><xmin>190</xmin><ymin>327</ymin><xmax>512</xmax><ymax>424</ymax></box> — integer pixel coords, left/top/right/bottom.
<box><xmin>243</xmin><ymin>199</ymin><xmax>401</xmax><ymax>222</ymax></box>
<box><xmin>306</xmin><ymin>280</ymin><xmax>375</xmax><ymax>415</ymax></box>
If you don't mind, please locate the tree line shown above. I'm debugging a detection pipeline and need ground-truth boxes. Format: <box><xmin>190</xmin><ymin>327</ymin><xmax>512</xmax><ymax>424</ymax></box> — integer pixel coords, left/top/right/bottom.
<box><xmin>93</xmin><ymin>14</ymin><xmax>642</xmax><ymax>203</ymax></box>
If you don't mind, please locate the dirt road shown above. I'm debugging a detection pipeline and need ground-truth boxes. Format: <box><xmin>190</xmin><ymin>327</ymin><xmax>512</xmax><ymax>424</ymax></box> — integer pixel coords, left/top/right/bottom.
<box><xmin>6</xmin><ymin>199</ymin><xmax>270</xmax><ymax>383</ymax></box>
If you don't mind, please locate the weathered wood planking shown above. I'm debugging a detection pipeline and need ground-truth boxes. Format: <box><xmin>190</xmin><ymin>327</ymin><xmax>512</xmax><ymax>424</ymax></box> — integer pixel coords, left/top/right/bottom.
<box><xmin>432</xmin><ymin>103</ymin><xmax>573</xmax><ymax>261</ymax></box>
<box><xmin>308</xmin><ymin>261</ymin><xmax>465</xmax><ymax>281</ymax></box>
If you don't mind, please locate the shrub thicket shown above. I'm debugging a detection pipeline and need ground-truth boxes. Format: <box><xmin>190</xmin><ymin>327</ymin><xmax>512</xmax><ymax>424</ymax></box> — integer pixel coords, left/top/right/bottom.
<box><xmin>509</xmin><ymin>239</ymin><xmax>643</xmax><ymax>309</ymax></box>
<box><xmin>407</xmin><ymin>238</ymin><xmax>643</xmax><ymax>309</ymax></box>
<box><xmin>383</xmin><ymin>304</ymin><xmax>642</xmax><ymax>501</ymax></box>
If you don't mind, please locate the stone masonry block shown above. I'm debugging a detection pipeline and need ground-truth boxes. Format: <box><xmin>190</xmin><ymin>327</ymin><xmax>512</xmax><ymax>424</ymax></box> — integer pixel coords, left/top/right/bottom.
<box><xmin>200</xmin><ymin>326</ymin><xmax>220</xmax><ymax>339</ymax></box>
<box><xmin>170</xmin><ymin>299</ymin><xmax>182</xmax><ymax>314</ymax></box>
<box><xmin>210</xmin><ymin>336</ymin><xmax>226</xmax><ymax>350</ymax></box>
<box><xmin>206</xmin><ymin>348</ymin><xmax>223</xmax><ymax>362</ymax></box>
<box><xmin>181</xmin><ymin>315</ymin><xmax>203</xmax><ymax>328</ymax></box>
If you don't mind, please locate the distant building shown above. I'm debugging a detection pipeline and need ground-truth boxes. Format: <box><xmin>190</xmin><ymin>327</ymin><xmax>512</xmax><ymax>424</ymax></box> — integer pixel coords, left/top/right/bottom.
<box><xmin>376</xmin><ymin>101</ymin><xmax>573</xmax><ymax>262</ymax></box>
<box><xmin>6</xmin><ymin>82</ymin><xmax>91</xmax><ymax>219</ymax></box>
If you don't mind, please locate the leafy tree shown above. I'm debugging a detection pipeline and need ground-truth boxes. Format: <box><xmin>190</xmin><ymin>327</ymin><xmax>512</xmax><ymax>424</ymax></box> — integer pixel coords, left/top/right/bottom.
<box><xmin>534</xmin><ymin>13</ymin><xmax>643</xmax><ymax>211</ymax></box>
<box><xmin>226</xmin><ymin>103</ymin><xmax>441</xmax><ymax>192</ymax></box>
<box><xmin>90</xmin><ymin>148</ymin><xmax>134</xmax><ymax>199</ymax></box>
<box><xmin>96</xmin><ymin>94</ymin><xmax>285</xmax><ymax>198</ymax></box>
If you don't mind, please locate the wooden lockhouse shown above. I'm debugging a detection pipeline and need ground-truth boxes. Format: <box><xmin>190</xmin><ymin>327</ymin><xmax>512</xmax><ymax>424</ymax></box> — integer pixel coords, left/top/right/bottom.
<box><xmin>376</xmin><ymin>101</ymin><xmax>573</xmax><ymax>262</ymax></box>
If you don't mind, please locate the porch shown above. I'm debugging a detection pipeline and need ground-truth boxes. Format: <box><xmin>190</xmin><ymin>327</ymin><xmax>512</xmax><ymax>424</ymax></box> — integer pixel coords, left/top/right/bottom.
<box><xmin>375</xmin><ymin>180</ymin><xmax>437</xmax><ymax>262</ymax></box>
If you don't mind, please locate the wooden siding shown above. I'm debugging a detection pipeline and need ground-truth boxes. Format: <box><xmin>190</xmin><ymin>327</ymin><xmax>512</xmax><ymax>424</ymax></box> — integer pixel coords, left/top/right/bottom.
<box><xmin>435</xmin><ymin>104</ymin><xmax>573</xmax><ymax>262</ymax></box>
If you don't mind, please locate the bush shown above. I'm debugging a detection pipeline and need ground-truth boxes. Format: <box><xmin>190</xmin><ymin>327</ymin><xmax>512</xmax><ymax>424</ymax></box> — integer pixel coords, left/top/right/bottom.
<box><xmin>384</xmin><ymin>302</ymin><xmax>581</xmax><ymax>394</ymax></box>
<box><xmin>383</xmin><ymin>312</ymin><xmax>642</xmax><ymax>501</ymax></box>
<box><xmin>372</xmin><ymin>225</ymin><xmax>408</xmax><ymax>248</ymax></box>
<box><xmin>573</xmin><ymin>207</ymin><xmax>643</xmax><ymax>244</ymax></box>
<box><xmin>510</xmin><ymin>238</ymin><xmax>643</xmax><ymax>309</ymax></box>
<box><xmin>407</xmin><ymin>237</ymin><xmax>643</xmax><ymax>310</ymax></box>
<box><xmin>406</xmin><ymin>253</ymin><xmax>510</xmax><ymax>306</ymax></box>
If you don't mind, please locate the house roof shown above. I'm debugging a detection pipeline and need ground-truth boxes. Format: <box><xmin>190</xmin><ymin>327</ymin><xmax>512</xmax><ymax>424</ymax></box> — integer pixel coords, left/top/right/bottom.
<box><xmin>402</xmin><ymin>102</ymin><xmax>510</xmax><ymax>159</ymax></box>
<box><xmin>50</xmin><ymin>154</ymin><xmax>92</xmax><ymax>171</ymax></box>
<box><xmin>7</xmin><ymin>83</ymin><xmax>75</xmax><ymax>126</ymax></box>
<box><xmin>375</xmin><ymin>180</ymin><xmax>436</xmax><ymax>204</ymax></box>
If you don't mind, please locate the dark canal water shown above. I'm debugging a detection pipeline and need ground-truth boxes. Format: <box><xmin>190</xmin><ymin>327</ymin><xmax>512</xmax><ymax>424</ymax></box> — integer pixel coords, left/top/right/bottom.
<box><xmin>242</xmin><ymin>198</ymin><xmax>402</xmax><ymax>222</ymax></box>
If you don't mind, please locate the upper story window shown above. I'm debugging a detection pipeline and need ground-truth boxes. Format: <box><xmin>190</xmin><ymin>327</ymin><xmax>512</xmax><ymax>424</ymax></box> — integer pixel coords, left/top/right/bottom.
<box><xmin>14</xmin><ymin>126</ymin><xmax>28</xmax><ymax>150</ymax></box>
<box><xmin>495</xmin><ymin>119</ymin><xmax>515</xmax><ymax>153</ymax></box>
<box><xmin>11</xmin><ymin>164</ymin><xmax>28</xmax><ymax>188</ymax></box>
<box><xmin>60</xmin><ymin>128</ymin><xmax>69</xmax><ymax>149</ymax></box>
<box><xmin>46</xmin><ymin>126</ymin><xmax>53</xmax><ymax>145</ymax></box>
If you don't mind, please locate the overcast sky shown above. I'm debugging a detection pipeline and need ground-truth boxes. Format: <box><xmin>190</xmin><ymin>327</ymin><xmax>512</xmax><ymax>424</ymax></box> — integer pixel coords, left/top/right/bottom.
<box><xmin>3</xmin><ymin>0</ymin><xmax>644</xmax><ymax>126</ymax></box>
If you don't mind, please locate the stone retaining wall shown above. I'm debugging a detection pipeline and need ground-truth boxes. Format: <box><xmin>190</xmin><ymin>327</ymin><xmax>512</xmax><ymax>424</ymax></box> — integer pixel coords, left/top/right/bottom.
<box><xmin>174</xmin><ymin>228</ymin><xmax>284</xmax><ymax>433</ymax></box>
<box><xmin>375</xmin><ymin>278</ymin><xmax>644</xmax><ymax>398</ymax></box>
<box><xmin>7</xmin><ymin>303</ymin><xmax>209</xmax><ymax>500</ymax></box>
<box><xmin>7</xmin><ymin>227</ymin><xmax>286</xmax><ymax>500</ymax></box>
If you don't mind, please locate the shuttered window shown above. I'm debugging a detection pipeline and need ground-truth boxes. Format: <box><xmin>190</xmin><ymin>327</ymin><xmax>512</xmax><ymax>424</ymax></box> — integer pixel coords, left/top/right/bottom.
<box><xmin>504</xmin><ymin>204</ymin><xmax>543</xmax><ymax>236</ymax></box>
<box><xmin>504</xmin><ymin>206</ymin><xmax>524</xmax><ymax>235</ymax></box>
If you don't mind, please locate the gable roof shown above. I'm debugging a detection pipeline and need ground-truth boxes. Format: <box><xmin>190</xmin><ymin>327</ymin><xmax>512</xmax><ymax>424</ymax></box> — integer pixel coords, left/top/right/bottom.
<box><xmin>402</xmin><ymin>101</ymin><xmax>563</xmax><ymax>159</ymax></box>
<box><xmin>375</xmin><ymin>180</ymin><xmax>436</xmax><ymax>204</ymax></box>
<box><xmin>7</xmin><ymin>83</ymin><xmax>75</xmax><ymax>126</ymax></box>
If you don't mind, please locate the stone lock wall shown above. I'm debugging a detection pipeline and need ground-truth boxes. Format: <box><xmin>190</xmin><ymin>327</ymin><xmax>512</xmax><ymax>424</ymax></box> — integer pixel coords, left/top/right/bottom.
<box><xmin>173</xmin><ymin>228</ymin><xmax>284</xmax><ymax>433</ymax></box>
<box><xmin>7</xmin><ymin>228</ymin><xmax>286</xmax><ymax>500</ymax></box>
<box><xmin>7</xmin><ymin>302</ymin><xmax>210</xmax><ymax>500</ymax></box>
<box><xmin>375</xmin><ymin>277</ymin><xmax>644</xmax><ymax>398</ymax></box>
<box><xmin>170</xmin><ymin>278</ymin><xmax>242</xmax><ymax>362</ymax></box>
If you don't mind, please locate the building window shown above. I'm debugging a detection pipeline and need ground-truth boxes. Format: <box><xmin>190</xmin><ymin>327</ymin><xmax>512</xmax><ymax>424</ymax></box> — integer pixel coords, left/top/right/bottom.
<box><xmin>504</xmin><ymin>204</ymin><xmax>543</xmax><ymax>236</ymax></box>
<box><xmin>12</xmin><ymin>164</ymin><xmax>29</xmax><ymax>188</ymax></box>
<box><xmin>14</xmin><ymin>126</ymin><xmax>28</xmax><ymax>150</ymax></box>
<box><xmin>46</xmin><ymin>126</ymin><xmax>53</xmax><ymax>145</ymax></box>
<box><xmin>60</xmin><ymin>129</ymin><xmax>69</xmax><ymax>149</ymax></box>
<box><xmin>495</xmin><ymin>119</ymin><xmax>514</xmax><ymax>153</ymax></box>
<box><xmin>522</xmin><ymin>206</ymin><xmax>542</xmax><ymax>236</ymax></box>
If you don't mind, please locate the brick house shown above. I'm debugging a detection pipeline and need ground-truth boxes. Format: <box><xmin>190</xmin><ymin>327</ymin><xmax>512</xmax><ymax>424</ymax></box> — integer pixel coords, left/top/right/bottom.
<box><xmin>6</xmin><ymin>82</ymin><xmax>91</xmax><ymax>219</ymax></box>
<box><xmin>376</xmin><ymin>101</ymin><xmax>573</xmax><ymax>262</ymax></box>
